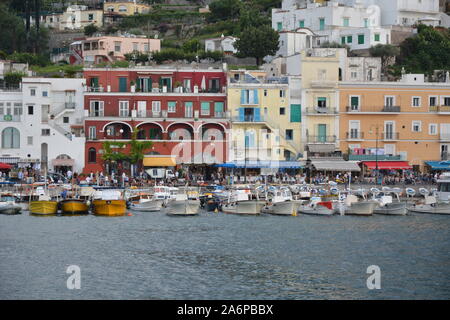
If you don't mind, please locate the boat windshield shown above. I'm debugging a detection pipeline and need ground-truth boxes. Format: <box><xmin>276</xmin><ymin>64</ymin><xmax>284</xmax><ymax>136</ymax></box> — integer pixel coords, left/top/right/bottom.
<box><xmin>438</xmin><ymin>182</ymin><xmax>450</xmax><ymax>192</ymax></box>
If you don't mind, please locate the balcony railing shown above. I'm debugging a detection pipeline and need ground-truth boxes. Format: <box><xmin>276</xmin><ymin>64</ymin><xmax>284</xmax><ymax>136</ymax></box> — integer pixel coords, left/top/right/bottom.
<box><xmin>86</xmin><ymin>86</ymin><xmax>226</xmax><ymax>94</ymax></box>
<box><xmin>307</xmin><ymin>135</ymin><xmax>336</xmax><ymax>143</ymax></box>
<box><xmin>346</xmin><ymin>132</ymin><xmax>364</xmax><ymax>140</ymax></box>
<box><xmin>349</xmin><ymin>154</ymin><xmax>401</xmax><ymax>161</ymax></box>
<box><xmin>440</xmin><ymin>134</ymin><xmax>450</xmax><ymax>141</ymax></box>
<box><xmin>441</xmin><ymin>152</ymin><xmax>449</xmax><ymax>161</ymax></box>
<box><xmin>345</xmin><ymin>106</ymin><xmax>401</xmax><ymax>112</ymax></box>
<box><xmin>310</xmin><ymin>80</ymin><xmax>336</xmax><ymax>88</ymax></box>
<box><xmin>383</xmin><ymin>132</ymin><xmax>400</xmax><ymax>140</ymax></box>
<box><xmin>0</xmin><ymin>115</ymin><xmax>21</xmax><ymax>122</ymax></box>
<box><xmin>65</xmin><ymin>102</ymin><xmax>76</xmax><ymax>109</ymax></box>
<box><xmin>232</xmin><ymin>115</ymin><xmax>267</xmax><ymax>122</ymax></box>
<box><xmin>306</xmin><ymin>107</ymin><xmax>338</xmax><ymax>114</ymax></box>
<box><xmin>429</xmin><ymin>105</ymin><xmax>450</xmax><ymax>112</ymax></box>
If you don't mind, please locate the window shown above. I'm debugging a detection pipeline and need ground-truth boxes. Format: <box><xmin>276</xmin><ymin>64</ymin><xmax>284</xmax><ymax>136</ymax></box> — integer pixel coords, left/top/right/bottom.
<box><xmin>42</xmin><ymin>91</ymin><xmax>48</xmax><ymax>97</ymax></box>
<box><xmin>280</xmin><ymin>90</ymin><xmax>286</xmax><ymax>98</ymax></box>
<box><xmin>1</xmin><ymin>127</ymin><xmax>20</xmax><ymax>149</ymax></box>
<box><xmin>286</xmin><ymin>129</ymin><xmax>293</xmax><ymax>140</ymax></box>
<box><xmin>88</xmin><ymin>14</ymin><xmax>93</xmax><ymax>21</ymax></box>
<box><xmin>119</xmin><ymin>101</ymin><xmax>129</xmax><ymax>117</ymax></box>
<box><xmin>444</xmin><ymin>97</ymin><xmax>450</xmax><ymax>106</ymax></box>
<box><xmin>350</xmin><ymin>96</ymin><xmax>360</xmax><ymax>111</ymax></box>
<box><xmin>374</xmin><ymin>33</ymin><xmax>380</xmax><ymax>42</ymax></box>
<box><xmin>412</xmin><ymin>96</ymin><xmax>421</xmax><ymax>107</ymax></box>
<box><xmin>429</xmin><ymin>96</ymin><xmax>437</xmax><ymax>106</ymax></box>
<box><xmin>364</xmin><ymin>18</ymin><xmax>368</xmax><ymax>28</ymax></box>
<box><xmin>133</xmin><ymin>42</ymin><xmax>138</xmax><ymax>51</ymax></box>
<box><xmin>152</xmin><ymin>101</ymin><xmax>161</xmax><ymax>113</ymax></box>
<box><xmin>279</xmin><ymin>107</ymin><xmax>285</xmax><ymax>115</ymax></box>
<box><xmin>299</xmin><ymin>20</ymin><xmax>305</xmax><ymax>28</ymax></box>
<box><xmin>30</xmin><ymin>89</ymin><xmax>36</xmax><ymax>96</ymax></box>
<box><xmin>341</xmin><ymin>36</ymin><xmax>346</xmax><ymax>45</ymax></box>
<box><xmin>214</xmin><ymin>102</ymin><xmax>224</xmax><ymax>117</ymax></box>
<box><xmin>183</xmin><ymin>79</ymin><xmax>191</xmax><ymax>92</ymax></box>
<box><xmin>241</xmin><ymin>89</ymin><xmax>259</xmax><ymax>105</ymax></box>
<box><xmin>277</xmin><ymin>22</ymin><xmax>282</xmax><ymax>31</ymax></box>
<box><xmin>89</xmin><ymin>126</ymin><xmax>96</xmax><ymax>140</ymax></box>
<box><xmin>168</xmin><ymin>101</ymin><xmax>176</xmax><ymax>113</ymax></box>
<box><xmin>201</xmin><ymin>102</ymin><xmax>210</xmax><ymax>116</ymax></box>
<box><xmin>89</xmin><ymin>101</ymin><xmax>104</xmax><ymax>117</ymax></box>
<box><xmin>319</xmin><ymin>18</ymin><xmax>325</xmax><ymax>31</ymax></box>
<box><xmin>412</xmin><ymin>121</ymin><xmax>422</xmax><ymax>132</ymax></box>
<box><xmin>118</xmin><ymin>5</ymin><xmax>127</xmax><ymax>12</ymax></box>
<box><xmin>347</xmin><ymin>35</ymin><xmax>353</xmax><ymax>43</ymax></box>
<box><xmin>143</xmin><ymin>43</ymin><xmax>149</xmax><ymax>52</ymax></box>
<box><xmin>318</xmin><ymin>97</ymin><xmax>327</xmax><ymax>108</ymax></box>
<box><xmin>114</xmin><ymin>41</ymin><xmax>121</xmax><ymax>52</ymax></box>
<box><xmin>264</xmin><ymin>89</ymin><xmax>268</xmax><ymax>97</ymax></box>
<box><xmin>88</xmin><ymin>148</ymin><xmax>96</xmax><ymax>163</ymax></box>
<box><xmin>41</xmin><ymin>129</ymin><xmax>50</xmax><ymax>136</ymax></box>
<box><xmin>358</xmin><ymin>34</ymin><xmax>365</xmax><ymax>45</ymax></box>
<box><xmin>137</xmin><ymin>77</ymin><xmax>151</xmax><ymax>92</ymax></box>
<box><xmin>429</xmin><ymin>123</ymin><xmax>438</xmax><ymax>135</ymax></box>
<box><xmin>28</xmin><ymin>105</ymin><xmax>34</xmax><ymax>115</ymax></box>
<box><xmin>343</xmin><ymin>18</ymin><xmax>349</xmax><ymax>27</ymax></box>
<box><xmin>351</xmin><ymin>71</ymin><xmax>358</xmax><ymax>79</ymax></box>
<box><xmin>27</xmin><ymin>136</ymin><xmax>33</xmax><ymax>145</ymax></box>
<box><xmin>63</xmin><ymin>117</ymin><xmax>69</xmax><ymax>124</ymax></box>
<box><xmin>385</xmin><ymin>96</ymin><xmax>395</xmax><ymax>107</ymax></box>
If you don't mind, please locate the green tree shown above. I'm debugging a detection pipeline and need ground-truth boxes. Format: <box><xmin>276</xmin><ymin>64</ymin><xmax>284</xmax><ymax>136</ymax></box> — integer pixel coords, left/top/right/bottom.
<box><xmin>0</xmin><ymin>3</ymin><xmax>27</xmax><ymax>54</ymax></box>
<box><xmin>369</xmin><ymin>44</ymin><xmax>400</xmax><ymax>76</ymax></box>
<box><xmin>235</xmin><ymin>25</ymin><xmax>280</xmax><ymax>65</ymax></box>
<box><xmin>84</xmin><ymin>24</ymin><xmax>98</xmax><ymax>36</ymax></box>
<box><xmin>208</xmin><ymin>0</ymin><xmax>242</xmax><ymax>23</ymax></box>
<box><xmin>4</xmin><ymin>71</ymin><xmax>26</xmax><ymax>87</ymax></box>
<box><xmin>128</xmin><ymin>129</ymin><xmax>153</xmax><ymax>175</ymax></box>
<box><xmin>182</xmin><ymin>39</ymin><xmax>201</xmax><ymax>53</ymax></box>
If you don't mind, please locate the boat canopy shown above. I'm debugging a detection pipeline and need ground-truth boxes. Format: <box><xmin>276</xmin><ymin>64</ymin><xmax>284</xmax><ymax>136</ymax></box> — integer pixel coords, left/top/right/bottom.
<box><xmin>215</xmin><ymin>161</ymin><xmax>304</xmax><ymax>169</ymax></box>
<box><xmin>311</xmin><ymin>160</ymin><xmax>361</xmax><ymax>172</ymax></box>
<box><xmin>361</xmin><ymin>161</ymin><xmax>411</xmax><ymax>170</ymax></box>
<box><xmin>425</xmin><ymin>161</ymin><xmax>450</xmax><ymax>171</ymax></box>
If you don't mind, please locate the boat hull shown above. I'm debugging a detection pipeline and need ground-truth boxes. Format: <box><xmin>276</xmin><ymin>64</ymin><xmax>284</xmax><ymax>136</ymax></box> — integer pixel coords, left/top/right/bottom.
<box><xmin>0</xmin><ymin>205</ymin><xmax>22</xmax><ymax>215</ymax></box>
<box><xmin>374</xmin><ymin>202</ymin><xmax>407</xmax><ymax>215</ymax></box>
<box><xmin>298</xmin><ymin>205</ymin><xmax>334</xmax><ymax>216</ymax></box>
<box><xmin>235</xmin><ymin>200</ymin><xmax>266</xmax><ymax>215</ymax></box>
<box><xmin>261</xmin><ymin>201</ymin><xmax>301</xmax><ymax>216</ymax></box>
<box><xmin>130</xmin><ymin>199</ymin><xmax>163</xmax><ymax>212</ymax></box>
<box><xmin>407</xmin><ymin>203</ymin><xmax>450</xmax><ymax>215</ymax></box>
<box><xmin>167</xmin><ymin>200</ymin><xmax>200</xmax><ymax>216</ymax></box>
<box><xmin>345</xmin><ymin>201</ymin><xmax>378</xmax><ymax>216</ymax></box>
<box><xmin>60</xmin><ymin>199</ymin><xmax>89</xmax><ymax>215</ymax></box>
<box><xmin>29</xmin><ymin>201</ymin><xmax>58</xmax><ymax>215</ymax></box>
<box><xmin>93</xmin><ymin>200</ymin><xmax>127</xmax><ymax>216</ymax></box>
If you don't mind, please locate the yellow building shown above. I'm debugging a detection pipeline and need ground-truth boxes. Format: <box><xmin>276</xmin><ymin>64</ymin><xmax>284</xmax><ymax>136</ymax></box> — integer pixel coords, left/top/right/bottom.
<box><xmin>227</xmin><ymin>72</ymin><xmax>302</xmax><ymax>165</ymax></box>
<box><xmin>339</xmin><ymin>74</ymin><xmax>450</xmax><ymax>170</ymax></box>
<box><xmin>103</xmin><ymin>1</ymin><xmax>151</xmax><ymax>16</ymax></box>
<box><xmin>301</xmin><ymin>50</ymin><xmax>340</xmax><ymax>156</ymax></box>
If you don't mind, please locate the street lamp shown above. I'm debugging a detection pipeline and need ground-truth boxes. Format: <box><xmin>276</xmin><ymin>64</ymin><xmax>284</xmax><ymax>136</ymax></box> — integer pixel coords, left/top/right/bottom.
<box><xmin>369</xmin><ymin>125</ymin><xmax>380</xmax><ymax>185</ymax></box>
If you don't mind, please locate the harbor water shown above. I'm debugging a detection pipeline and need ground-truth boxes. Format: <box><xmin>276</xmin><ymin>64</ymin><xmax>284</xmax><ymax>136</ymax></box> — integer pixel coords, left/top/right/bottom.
<box><xmin>0</xmin><ymin>210</ymin><xmax>449</xmax><ymax>300</ymax></box>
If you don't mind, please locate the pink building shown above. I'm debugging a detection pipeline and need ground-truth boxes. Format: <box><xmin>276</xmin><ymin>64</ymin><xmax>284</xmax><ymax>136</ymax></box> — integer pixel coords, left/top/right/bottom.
<box><xmin>70</xmin><ymin>35</ymin><xmax>161</xmax><ymax>64</ymax></box>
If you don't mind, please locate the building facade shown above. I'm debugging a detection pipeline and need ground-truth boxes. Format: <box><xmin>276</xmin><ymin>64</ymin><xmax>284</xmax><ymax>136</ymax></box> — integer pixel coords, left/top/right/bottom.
<box><xmin>103</xmin><ymin>1</ymin><xmax>152</xmax><ymax>16</ymax></box>
<box><xmin>204</xmin><ymin>36</ymin><xmax>238</xmax><ymax>55</ymax></box>
<box><xmin>339</xmin><ymin>74</ymin><xmax>450</xmax><ymax>170</ymax></box>
<box><xmin>228</xmin><ymin>72</ymin><xmax>302</xmax><ymax>164</ymax></box>
<box><xmin>83</xmin><ymin>66</ymin><xmax>229</xmax><ymax>174</ymax></box>
<box><xmin>0</xmin><ymin>78</ymin><xmax>86</xmax><ymax>174</ymax></box>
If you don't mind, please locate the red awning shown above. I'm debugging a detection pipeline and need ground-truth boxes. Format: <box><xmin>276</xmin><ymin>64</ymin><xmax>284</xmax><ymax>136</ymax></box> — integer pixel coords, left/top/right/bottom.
<box><xmin>0</xmin><ymin>162</ymin><xmax>12</xmax><ymax>170</ymax></box>
<box><xmin>362</xmin><ymin>161</ymin><xmax>412</xmax><ymax>170</ymax></box>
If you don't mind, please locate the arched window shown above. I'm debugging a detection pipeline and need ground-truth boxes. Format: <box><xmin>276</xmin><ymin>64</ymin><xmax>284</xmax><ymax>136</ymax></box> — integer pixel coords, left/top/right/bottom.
<box><xmin>88</xmin><ymin>148</ymin><xmax>96</xmax><ymax>163</ymax></box>
<box><xmin>1</xmin><ymin>127</ymin><xmax>20</xmax><ymax>149</ymax></box>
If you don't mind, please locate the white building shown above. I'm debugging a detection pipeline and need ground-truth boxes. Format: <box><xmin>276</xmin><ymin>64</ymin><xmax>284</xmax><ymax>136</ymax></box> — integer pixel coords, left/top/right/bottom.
<box><xmin>0</xmin><ymin>78</ymin><xmax>86</xmax><ymax>174</ymax></box>
<box><xmin>272</xmin><ymin>0</ymin><xmax>392</xmax><ymax>50</ymax></box>
<box><xmin>204</xmin><ymin>35</ymin><xmax>238</xmax><ymax>55</ymax></box>
<box><xmin>276</xmin><ymin>29</ymin><xmax>316</xmax><ymax>58</ymax></box>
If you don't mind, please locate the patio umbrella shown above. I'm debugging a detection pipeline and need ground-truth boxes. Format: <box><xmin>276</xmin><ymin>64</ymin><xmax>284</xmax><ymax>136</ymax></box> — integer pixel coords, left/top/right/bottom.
<box><xmin>0</xmin><ymin>162</ymin><xmax>12</xmax><ymax>170</ymax></box>
<box><xmin>201</xmin><ymin>75</ymin><xmax>206</xmax><ymax>91</ymax></box>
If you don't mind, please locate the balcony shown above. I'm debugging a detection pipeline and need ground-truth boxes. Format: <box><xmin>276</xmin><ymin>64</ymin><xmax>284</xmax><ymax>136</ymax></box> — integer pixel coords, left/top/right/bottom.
<box><xmin>345</xmin><ymin>106</ymin><xmax>401</xmax><ymax>113</ymax></box>
<box><xmin>429</xmin><ymin>105</ymin><xmax>450</xmax><ymax>113</ymax></box>
<box><xmin>348</xmin><ymin>154</ymin><xmax>401</xmax><ymax>161</ymax></box>
<box><xmin>382</xmin><ymin>105</ymin><xmax>401</xmax><ymax>112</ymax></box>
<box><xmin>65</xmin><ymin>102</ymin><xmax>76</xmax><ymax>109</ymax></box>
<box><xmin>0</xmin><ymin>114</ymin><xmax>21</xmax><ymax>122</ymax></box>
<box><xmin>440</xmin><ymin>134</ymin><xmax>450</xmax><ymax>142</ymax></box>
<box><xmin>346</xmin><ymin>132</ymin><xmax>364</xmax><ymax>140</ymax></box>
<box><xmin>86</xmin><ymin>86</ymin><xmax>226</xmax><ymax>94</ymax></box>
<box><xmin>441</xmin><ymin>152</ymin><xmax>449</xmax><ymax>161</ymax></box>
<box><xmin>382</xmin><ymin>132</ymin><xmax>400</xmax><ymax>140</ymax></box>
<box><xmin>310</xmin><ymin>80</ymin><xmax>336</xmax><ymax>88</ymax></box>
<box><xmin>232</xmin><ymin>115</ymin><xmax>267</xmax><ymax>123</ymax></box>
<box><xmin>307</xmin><ymin>135</ymin><xmax>336</xmax><ymax>144</ymax></box>
<box><xmin>306</xmin><ymin>107</ymin><xmax>338</xmax><ymax>115</ymax></box>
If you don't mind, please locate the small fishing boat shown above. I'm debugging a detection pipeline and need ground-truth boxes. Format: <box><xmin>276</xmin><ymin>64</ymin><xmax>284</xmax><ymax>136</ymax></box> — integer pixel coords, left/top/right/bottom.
<box><xmin>222</xmin><ymin>188</ymin><xmax>265</xmax><ymax>215</ymax></box>
<box><xmin>341</xmin><ymin>190</ymin><xmax>378</xmax><ymax>216</ymax></box>
<box><xmin>166</xmin><ymin>191</ymin><xmax>200</xmax><ymax>216</ymax></box>
<box><xmin>407</xmin><ymin>195</ymin><xmax>450</xmax><ymax>215</ymax></box>
<box><xmin>261</xmin><ymin>187</ymin><xmax>301</xmax><ymax>216</ymax></box>
<box><xmin>29</xmin><ymin>195</ymin><xmax>58</xmax><ymax>215</ymax></box>
<box><xmin>372</xmin><ymin>188</ymin><xmax>407</xmax><ymax>216</ymax></box>
<box><xmin>0</xmin><ymin>194</ymin><xmax>22</xmax><ymax>215</ymax></box>
<box><xmin>92</xmin><ymin>190</ymin><xmax>127</xmax><ymax>216</ymax></box>
<box><xmin>130</xmin><ymin>194</ymin><xmax>164</xmax><ymax>212</ymax></box>
<box><xmin>298</xmin><ymin>197</ymin><xmax>334</xmax><ymax>216</ymax></box>
<box><xmin>60</xmin><ymin>198</ymin><xmax>89</xmax><ymax>215</ymax></box>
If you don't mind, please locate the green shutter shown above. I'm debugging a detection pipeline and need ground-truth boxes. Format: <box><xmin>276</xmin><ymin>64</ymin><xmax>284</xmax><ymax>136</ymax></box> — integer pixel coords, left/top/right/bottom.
<box><xmin>351</xmin><ymin>96</ymin><xmax>359</xmax><ymax>106</ymax></box>
<box><xmin>290</xmin><ymin>104</ymin><xmax>301</xmax><ymax>123</ymax></box>
<box><xmin>147</xmin><ymin>78</ymin><xmax>152</xmax><ymax>92</ymax></box>
<box><xmin>347</xmin><ymin>36</ymin><xmax>352</xmax><ymax>43</ymax></box>
<box><xmin>277</xmin><ymin>22</ymin><xmax>282</xmax><ymax>31</ymax></box>
<box><xmin>214</xmin><ymin>102</ymin><xmax>224</xmax><ymax>116</ymax></box>
<box><xmin>358</xmin><ymin>34</ymin><xmax>365</xmax><ymax>44</ymax></box>
<box><xmin>374</xmin><ymin>33</ymin><xmax>380</xmax><ymax>41</ymax></box>
<box><xmin>201</xmin><ymin>102</ymin><xmax>210</xmax><ymax>114</ymax></box>
<box><xmin>341</xmin><ymin>37</ymin><xmax>346</xmax><ymax>45</ymax></box>
<box><xmin>118</xmin><ymin>77</ymin><xmax>127</xmax><ymax>92</ymax></box>
<box><xmin>319</xmin><ymin>18</ymin><xmax>325</xmax><ymax>30</ymax></box>
<box><xmin>299</xmin><ymin>20</ymin><xmax>304</xmax><ymax>28</ymax></box>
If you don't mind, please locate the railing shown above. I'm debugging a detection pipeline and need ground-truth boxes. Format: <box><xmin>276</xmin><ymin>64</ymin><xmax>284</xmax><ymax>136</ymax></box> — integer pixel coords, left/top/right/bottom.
<box><xmin>0</xmin><ymin>86</ymin><xmax>21</xmax><ymax>92</ymax></box>
<box><xmin>345</xmin><ymin>106</ymin><xmax>401</xmax><ymax>112</ymax></box>
<box><xmin>86</xmin><ymin>86</ymin><xmax>226</xmax><ymax>94</ymax></box>
<box><xmin>382</xmin><ymin>132</ymin><xmax>400</xmax><ymax>140</ymax></box>
<box><xmin>441</xmin><ymin>152</ymin><xmax>449</xmax><ymax>161</ymax></box>
<box><xmin>430</xmin><ymin>105</ymin><xmax>450</xmax><ymax>112</ymax></box>
<box><xmin>382</xmin><ymin>105</ymin><xmax>401</xmax><ymax>112</ymax></box>
<box><xmin>440</xmin><ymin>134</ymin><xmax>450</xmax><ymax>141</ymax></box>
<box><xmin>232</xmin><ymin>115</ymin><xmax>267</xmax><ymax>122</ymax></box>
<box><xmin>348</xmin><ymin>154</ymin><xmax>401</xmax><ymax>161</ymax></box>
<box><xmin>310</xmin><ymin>80</ymin><xmax>336</xmax><ymax>88</ymax></box>
<box><xmin>306</xmin><ymin>107</ymin><xmax>338</xmax><ymax>114</ymax></box>
<box><xmin>0</xmin><ymin>115</ymin><xmax>21</xmax><ymax>122</ymax></box>
<box><xmin>65</xmin><ymin>102</ymin><xmax>76</xmax><ymax>109</ymax></box>
<box><xmin>307</xmin><ymin>135</ymin><xmax>336</xmax><ymax>143</ymax></box>
<box><xmin>346</xmin><ymin>132</ymin><xmax>364</xmax><ymax>140</ymax></box>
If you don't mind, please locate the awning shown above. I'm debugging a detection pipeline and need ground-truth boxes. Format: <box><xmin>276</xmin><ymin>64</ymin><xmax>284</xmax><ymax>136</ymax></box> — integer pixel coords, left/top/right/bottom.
<box><xmin>362</xmin><ymin>161</ymin><xmax>412</xmax><ymax>170</ymax></box>
<box><xmin>308</xmin><ymin>144</ymin><xmax>336</xmax><ymax>153</ymax></box>
<box><xmin>312</xmin><ymin>160</ymin><xmax>361</xmax><ymax>172</ymax></box>
<box><xmin>0</xmin><ymin>162</ymin><xmax>12</xmax><ymax>170</ymax></box>
<box><xmin>143</xmin><ymin>156</ymin><xmax>176</xmax><ymax>167</ymax></box>
<box><xmin>425</xmin><ymin>161</ymin><xmax>450</xmax><ymax>171</ymax></box>
<box><xmin>51</xmin><ymin>158</ymin><xmax>75</xmax><ymax>167</ymax></box>
<box><xmin>215</xmin><ymin>161</ymin><xmax>304</xmax><ymax>169</ymax></box>
<box><xmin>0</xmin><ymin>157</ymin><xmax>19</xmax><ymax>164</ymax></box>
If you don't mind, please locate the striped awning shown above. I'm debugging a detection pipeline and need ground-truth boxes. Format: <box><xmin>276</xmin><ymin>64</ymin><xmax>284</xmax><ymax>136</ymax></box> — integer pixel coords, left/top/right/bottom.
<box><xmin>0</xmin><ymin>157</ymin><xmax>20</xmax><ymax>164</ymax></box>
<box><xmin>312</xmin><ymin>160</ymin><xmax>361</xmax><ymax>172</ymax></box>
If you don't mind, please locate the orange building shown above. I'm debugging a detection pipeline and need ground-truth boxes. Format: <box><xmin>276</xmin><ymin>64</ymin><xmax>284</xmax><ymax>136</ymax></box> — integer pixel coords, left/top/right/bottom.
<box><xmin>339</xmin><ymin>74</ymin><xmax>450</xmax><ymax>171</ymax></box>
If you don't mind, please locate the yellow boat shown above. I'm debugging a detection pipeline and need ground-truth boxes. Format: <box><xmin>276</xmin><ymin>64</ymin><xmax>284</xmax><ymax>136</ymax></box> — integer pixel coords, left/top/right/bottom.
<box><xmin>92</xmin><ymin>200</ymin><xmax>126</xmax><ymax>216</ymax></box>
<box><xmin>29</xmin><ymin>200</ymin><xmax>58</xmax><ymax>215</ymax></box>
<box><xmin>60</xmin><ymin>199</ymin><xmax>89</xmax><ymax>215</ymax></box>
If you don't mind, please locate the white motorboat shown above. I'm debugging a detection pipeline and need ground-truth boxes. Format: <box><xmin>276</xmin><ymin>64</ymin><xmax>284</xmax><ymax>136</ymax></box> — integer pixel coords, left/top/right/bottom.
<box><xmin>372</xmin><ymin>188</ymin><xmax>407</xmax><ymax>216</ymax></box>
<box><xmin>261</xmin><ymin>187</ymin><xmax>301</xmax><ymax>216</ymax></box>
<box><xmin>222</xmin><ymin>189</ymin><xmax>265</xmax><ymax>215</ymax></box>
<box><xmin>341</xmin><ymin>192</ymin><xmax>378</xmax><ymax>216</ymax></box>
<box><xmin>131</xmin><ymin>196</ymin><xmax>164</xmax><ymax>212</ymax></box>
<box><xmin>167</xmin><ymin>191</ymin><xmax>200</xmax><ymax>216</ymax></box>
<box><xmin>407</xmin><ymin>195</ymin><xmax>450</xmax><ymax>215</ymax></box>
<box><xmin>436</xmin><ymin>172</ymin><xmax>450</xmax><ymax>202</ymax></box>
<box><xmin>298</xmin><ymin>198</ymin><xmax>334</xmax><ymax>216</ymax></box>
<box><xmin>0</xmin><ymin>194</ymin><xmax>22</xmax><ymax>215</ymax></box>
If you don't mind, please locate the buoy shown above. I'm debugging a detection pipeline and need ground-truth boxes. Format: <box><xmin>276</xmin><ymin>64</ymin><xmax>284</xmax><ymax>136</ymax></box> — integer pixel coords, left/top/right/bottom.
<box><xmin>127</xmin><ymin>212</ymin><xmax>132</xmax><ymax>216</ymax></box>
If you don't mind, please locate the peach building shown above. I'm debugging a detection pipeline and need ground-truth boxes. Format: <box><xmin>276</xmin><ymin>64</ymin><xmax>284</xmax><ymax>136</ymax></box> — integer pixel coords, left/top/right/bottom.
<box><xmin>339</xmin><ymin>74</ymin><xmax>450</xmax><ymax>170</ymax></box>
<box><xmin>71</xmin><ymin>35</ymin><xmax>161</xmax><ymax>65</ymax></box>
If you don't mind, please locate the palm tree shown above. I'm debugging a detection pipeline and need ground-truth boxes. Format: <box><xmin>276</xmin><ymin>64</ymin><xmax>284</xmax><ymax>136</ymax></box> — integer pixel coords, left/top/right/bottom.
<box><xmin>128</xmin><ymin>129</ymin><xmax>153</xmax><ymax>177</ymax></box>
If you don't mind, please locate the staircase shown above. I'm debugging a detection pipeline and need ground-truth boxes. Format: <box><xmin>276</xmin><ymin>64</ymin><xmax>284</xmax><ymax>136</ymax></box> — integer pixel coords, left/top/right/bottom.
<box><xmin>263</xmin><ymin>117</ymin><xmax>300</xmax><ymax>155</ymax></box>
<box><xmin>48</xmin><ymin>119</ymin><xmax>73</xmax><ymax>140</ymax></box>
<box><xmin>52</xmin><ymin>102</ymin><xmax>76</xmax><ymax>120</ymax></box>
<box><xmin>71</xmin><ymin>48</ymin><xmax>83</xmax><ymax>65</ymax></box>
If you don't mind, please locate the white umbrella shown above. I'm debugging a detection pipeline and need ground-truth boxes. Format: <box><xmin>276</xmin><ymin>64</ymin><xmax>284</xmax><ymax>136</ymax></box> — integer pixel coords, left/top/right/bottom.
<box><xmin>201</xmin><ymin>75</ymin><xmax>206</xmax><ymax>91</ymax></box>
